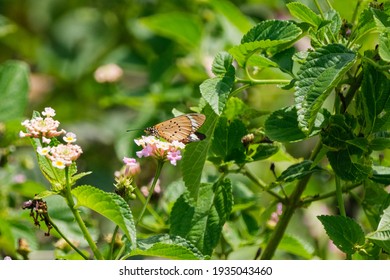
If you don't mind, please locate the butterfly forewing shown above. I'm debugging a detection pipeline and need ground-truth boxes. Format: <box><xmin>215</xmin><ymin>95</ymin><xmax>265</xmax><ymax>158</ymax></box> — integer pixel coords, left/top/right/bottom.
<box><xmin>145</xmin><ymin>113</ymin><xmax>206</xmax><ymax>143</ymax></box>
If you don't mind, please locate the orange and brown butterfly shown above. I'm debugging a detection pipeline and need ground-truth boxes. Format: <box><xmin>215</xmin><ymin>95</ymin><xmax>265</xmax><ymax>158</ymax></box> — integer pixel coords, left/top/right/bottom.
<box><xmin>144</xmin><ymin>113</ymin><xmax>206</xmax><ymax>144</ymax></box>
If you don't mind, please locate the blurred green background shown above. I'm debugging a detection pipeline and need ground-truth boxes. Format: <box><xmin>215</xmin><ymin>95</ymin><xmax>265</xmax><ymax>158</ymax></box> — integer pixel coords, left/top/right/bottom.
<box><xmin>0</xmin><ymin>0</ymin><xmax>374</xmax><ymax>259</ymax></box>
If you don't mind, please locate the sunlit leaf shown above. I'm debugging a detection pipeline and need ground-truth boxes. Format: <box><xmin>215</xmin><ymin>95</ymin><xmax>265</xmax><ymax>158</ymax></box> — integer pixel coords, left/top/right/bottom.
<box><xmin>72</xmin><ymin>185</ymin><xmax>136</xmax><ymax>250</ymax></box>
<box><xmin>295</xmin><ymin>44</ymin><xmax>356</xmax><ymax>134</ymax></box>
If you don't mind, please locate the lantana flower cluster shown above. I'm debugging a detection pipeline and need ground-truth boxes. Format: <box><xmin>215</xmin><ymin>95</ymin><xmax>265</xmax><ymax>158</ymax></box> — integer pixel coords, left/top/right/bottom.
<box><xmin>134</xmin><ymin>135</ymin><xmax>185</xmax><ymax>166</ymax></box>
<box><xmin>20</xmin><ymin>107</ymin><xmax>82</xmax><ymax>169</ymax></box>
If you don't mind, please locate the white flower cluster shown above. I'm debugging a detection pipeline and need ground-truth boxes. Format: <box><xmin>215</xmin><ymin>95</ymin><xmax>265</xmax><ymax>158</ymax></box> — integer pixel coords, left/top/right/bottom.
<box><xmin>20</xmin><ymin>107</ymin><xmax>82</xmax><ymax>169</ymax></box>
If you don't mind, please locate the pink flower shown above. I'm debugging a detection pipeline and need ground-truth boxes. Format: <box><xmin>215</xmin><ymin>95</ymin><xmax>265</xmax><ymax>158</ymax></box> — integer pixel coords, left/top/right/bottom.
<box><xmin>123</xmin><ymin>157</ymin><xmax>141</xmax><ymax>176</ymax></box>
<box><xmin>136</xmin><ymin>144</ymin><xmax>154</xmax><ymax>158</ymax></box>
<box><xmin>94</xmin><ymin>63</ymin><xmax>123</xmax><ymax>83</ymax></box>
<box><xmin>20</xmin><ymin>108</ymin><xmax>65</xmax><ymax>139</ymax></box>
<box><xmin>134</xmin><ymin>136</ymin><xmax>185</xmax><ymax>166</ymax></box>
<box><xmin>167</xmin><ymin>150</ymin><xmax>182</xmax><ymax>166</ymax></box>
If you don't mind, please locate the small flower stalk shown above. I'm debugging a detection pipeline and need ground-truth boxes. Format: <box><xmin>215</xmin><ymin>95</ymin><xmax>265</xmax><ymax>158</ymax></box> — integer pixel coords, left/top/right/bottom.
<box><xmin>134</xmin><ymin>135</ymin><xmax>185</xmax><ymax>166</ymax></box>
<box><xmin>114</xmin><ymin>157</ymin><xmax>140</xmax><ymax>201</ymax></box>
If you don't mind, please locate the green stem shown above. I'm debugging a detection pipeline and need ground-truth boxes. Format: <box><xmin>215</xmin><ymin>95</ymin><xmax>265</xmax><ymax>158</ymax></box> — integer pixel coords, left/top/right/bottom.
<box><xmin>63</xmin><ymin>167</ymin><xmax>104</xmax><ymax>260</ymax></box>
<box><xmin>136</xmin><ymin>160</ymin><xmax>164</xmax><ymax>225</ymax></box>
<box><xmin>135</xmin><ymin>187</ymin><xmax>165</xmax><ymax>226</ymax></box>
<box><xmin>107</xmin><ymin>225</ymin><xmax>119</xmax><ymax>260</ymax></box>
<box><xmin>260</xmin><ymin>174</ymin><xmax>311</xmax><ymax>260</ymax></box>
<box><xmin>46</xmin><ymin>215</ymin><xmax>89</xmax><ymax>260</ymax></box>
<box><xmin>235</xmin><ymin>78</ymin><xmax>291</xmax><ymax>86</ymax></box>
<box><xmin>300</xmin><ymin>182</ymin><xmax>361</xmax><ymax>204</ymax></box>
<box><xmin>241</xmin><ymin>166</ymin><xmax>285</xmax><ymax>202</ymax></box>
<box><xmin>335</xmin><ymin>176</ymin><xmax>347</xmax><ymax>217</ymax></box>
<box><xmin>259</xmin><ymin>141</ymin><xmax>322</xmax><ymax>259</ymax></box>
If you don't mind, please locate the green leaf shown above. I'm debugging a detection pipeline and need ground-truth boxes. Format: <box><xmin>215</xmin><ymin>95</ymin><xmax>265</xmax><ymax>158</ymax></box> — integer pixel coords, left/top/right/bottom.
<box><xmin>362</xmin><ymin>182</ymin><xmax>390</xmax><ymax>229</ymax></box>
<box><xmin>129</xmin><ymin>234</ymin><xmax>206</xmax><ymax>260</ymax></box>
<box><xmin>211</xmin><ymin>51</ymin><xmax>234</xmax><ymax>76</ymax></box>
<box><xmin>170</xmin><ymin>179</ymin><xmax>233</xmax><ymax>256</ymax></box>
<box><xmin>246</xmin><ymin>54</ymin><xmax>279</xmax><ymax>69</ymax></box>
<box><xmin>371</xmin><ymin>165</ymin><xmax>390</xmax><ymax>184</ymax></box>
<box><xmin>182</xmin><ymin>105</ymin><xmax>218</xmax><ymax>198</ymax></box>
<box><xmin>286</xmin><ymin>2</ymin><xmax>322</xmax><ymax>28</ymax></box>
<box><xmin>210</xmin><ymin>117</ymin><xmax>247</xmax><ymax>163</ymax></box>
<box><xmin>317</xmin><ymin>215</ymin><xmax>365</xmax><ymax>255</ymax></box>
<box><xmin>0</xmin><ymin>60</ymin><xmax>29</xmax><ymax>122</ymax></box>
<box><xmin>246</xmin><ymin>143</ymin><xmax>279</xmax><ymax>162</ymax></box>
<box><xmin>379</xmin><ymin>30</ymin><xmax>390</xmax><ymax>62</ymax></box>
<box><xmin>264</xmin><ymin>106</ymin><xmax>323</xmax><ymax>142</ymax></box>
<box><xmin>360</xmin><ymin>62</ymin><xmax>390</xmax><ymax>134</ymax></box>
<box><xmin>367</xmin><ymin>205</ymin><xmax>390</xmax><ymax>254</ymax></box>
<box><xmin>209</xmin><ymin>0</ymin><xmax>253</xmax><ymax>34</ymax></box>
<box><xmin>295</xmin><ymin>44</ymin><xmax>357</xmax><ymax>134</ymax></box>
<box><xmin>321</xmin><ymin>114</ymin><xmax>355</xmax><ymax>151</ymax></box>
<box><xmin>139</xmin><ymin>12</ymin><xmax>202</xmax><ymax>49</ymax></box>
<box><xmin>229</xmin><ymin>20</ymin><xmax>302</xmax><ymax>66</ymax></box>
<box><xmin>353</xmin><ymin>8</ymin><xmax>377</xmax><ymax>42</ymax></box>
<box><xmin>270</xmin><ymin>47</ymin><xmax>296</xmax><ymax>74</ymax></box>
<box><xmin>369</xmin><ymin>131</ymin><xmax>390</xmax><ymax>150</ymax></box>
<box><xmin>312</xmin><ymin>10</ymin><xmax>342</xmax><ymax>47</ymax></box>
<box><xmin>278</xmin><ymin>234</ymin><xmax>315</xmax><ymax>259</ymax></box>
<box><xmin>72</xmin><ymin>185</ymin><xmax>136</xmax><ymax>250</ymax></box>
<box><xmin>327</xmin><ymin>149</ymin><xmax>372</xmax><ymax>182</ymax></box>
<box><xmin>277</xmin><ymin>160</ymin><xmax>322</xmax><ymax>183</ymax></box>
<box><xmin>0</xmin><ymin>218</ymin><xmax>16</xmax><ymax>255</ymax></box>
<box><xmin>200</xmin><ymin>68</ymin><xmax>235</xmax><ymax>115</ymax></box>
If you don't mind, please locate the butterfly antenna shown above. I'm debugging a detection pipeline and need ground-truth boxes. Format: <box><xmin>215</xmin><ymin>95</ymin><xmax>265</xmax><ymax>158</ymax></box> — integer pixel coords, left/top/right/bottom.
<box><xmin>126</xmin><ymin>128</ymin><xmax>144</xmax><ymax>132</ymax></box>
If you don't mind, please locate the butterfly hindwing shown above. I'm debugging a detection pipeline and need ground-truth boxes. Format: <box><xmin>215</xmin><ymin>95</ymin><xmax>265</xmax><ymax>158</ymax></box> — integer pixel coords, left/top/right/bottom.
<box><xmin>145</xmin><ymin>113</ymin><xmax>206</xmax><ymax>143</ymax></box>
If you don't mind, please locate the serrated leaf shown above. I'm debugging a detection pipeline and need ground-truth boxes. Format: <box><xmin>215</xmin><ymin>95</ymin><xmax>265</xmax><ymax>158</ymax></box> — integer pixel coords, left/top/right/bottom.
<box><xmin>211</xmin><ymin>51</ymin><xmax>234</xmax><ymax>76</ymax></box>
<box><xmin>265</xmin><ymin>106</ymin><xmax>323</xmax><ymax>142</ymax></box>
<box><xmin>360</xmin><ymin>62</ymin><xmax>390</xmax><ymax>134</ymax></box>
<box><xmin>0</xmin><ymin>60</ymin><xmax>29</xmax><ymax>122</ymax></box>
<box><xmin>362</xmin><ymin>182</ymin><xmax>390</xmax><ymax>228</ymax></box>
<box><xmin>286</xmin><ymin>2</ymin><xmax>322</xmax><ymax>28</ymax></box>
<box><xmin>229</xmin><ymin>20</ymin><xmax>302</xmax><ymax>66</ymax></box>
<box><xmin>327</xmin><ymin>149</ymin><xmax>372</xmax><ymax>182</ymax></box>
<box><xmin>310</xmin><ymin>10</ymin><xmax>342</xmax><ymax>47</ymax></box>
<box><xmin>367</xmin><ymin>205</ymin><xmax>390</xmax><ymax>253</ymax></box>
<box><xmin>200</xmin><ymin>68</ymin><xmax>234</xmax><ymax>115</ymax></box>
<box><xmin>277</xmin><ymin>160</ymin><xmax>322</xmax><ymax>183</ymax></box>
<box><xmin>353</xmin><ymin>8</ymin><xmax>377</xmax><ymax>42</ymax></box>
<box><xmin>321</xmin><ymin>114</ymin><xmax>355</xmax><ymax>151</ymax></box>
<box><xmin>318</xmin><ymin>215</ymin><xmax>365</xmax><ymax>255</ymax></box>
<box><xmin>170</xmin><ymin>179</ymin><xmax>233</xmax><ymax>256</ymax></box>
<box><xmin>129</xmin><ymin>234</ymin><xmax>206</xmax><ymax>260</ymax></box>
<box><xmin>210</xmin><ymin>117</ymin><xmax>247</xmax><ymax>163</ymax></box>
<box><xmin>139</xmin><ymin>12</ymin><xmax>202</xmax><ymax>49</ymax></box>
<box><xmin>295</xmin><ymin>44</ymin><xmax>357</xmax><ymax>134</ymax></box>
<box><xmin>182</xmin><ymin>105</ymin><xmax>218</xmax><ymax>198</ymax></box>
<box><xmin>371</xmin><ymin>7</ymin><xmax>390</xmax><ymax>28</ymax></box>
<box><xmin>72</xmin><ymin>185</ymin><xmax>136</xmax><ymax>250</ymax></box>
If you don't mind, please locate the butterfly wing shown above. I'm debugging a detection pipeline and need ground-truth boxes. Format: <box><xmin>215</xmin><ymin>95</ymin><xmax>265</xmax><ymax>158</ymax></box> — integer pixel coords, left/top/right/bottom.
<box><xmin>146</xmin><ymin>113</ymin><xmax>206</xmax><ymax>143</ymax></box>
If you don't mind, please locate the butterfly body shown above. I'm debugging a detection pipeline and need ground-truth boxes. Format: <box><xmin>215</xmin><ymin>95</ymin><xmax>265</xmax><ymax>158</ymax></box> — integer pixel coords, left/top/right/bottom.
<box><xmin>145</xmin><ymin>113</ymin><xmax>206</xmax><ymax>143</ymax></box>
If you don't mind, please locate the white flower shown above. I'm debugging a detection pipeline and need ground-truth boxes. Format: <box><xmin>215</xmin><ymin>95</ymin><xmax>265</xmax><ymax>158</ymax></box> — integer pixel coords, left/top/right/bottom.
<box><xmin>42</xmin><ymin>107</ymin><xmax>56</xmax><ymax>117</ymax></box>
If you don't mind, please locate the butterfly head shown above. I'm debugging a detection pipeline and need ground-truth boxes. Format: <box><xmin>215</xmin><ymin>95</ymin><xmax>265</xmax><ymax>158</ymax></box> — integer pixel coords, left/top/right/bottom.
<box><xmin>144</xmin><ymin>126</ymin><xmax>158</xmax><ymax>137</ymax></box>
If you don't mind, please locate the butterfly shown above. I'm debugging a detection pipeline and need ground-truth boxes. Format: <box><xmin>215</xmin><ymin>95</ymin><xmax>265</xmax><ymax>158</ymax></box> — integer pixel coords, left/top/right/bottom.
<box><xmin>144</xmin><ymin>113</ymin><xmax>206</xmax><ymax>144</ymax></box>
